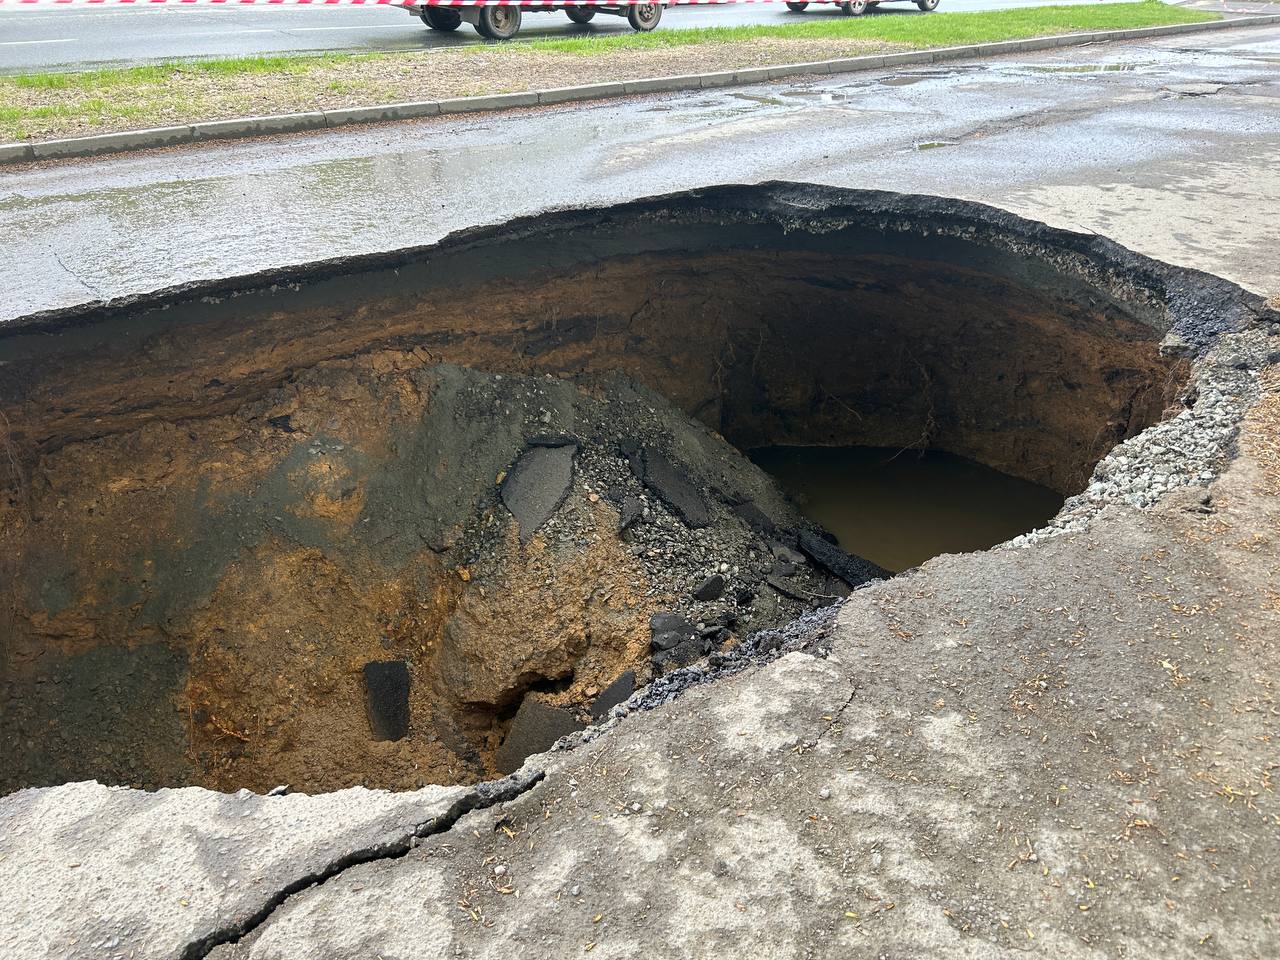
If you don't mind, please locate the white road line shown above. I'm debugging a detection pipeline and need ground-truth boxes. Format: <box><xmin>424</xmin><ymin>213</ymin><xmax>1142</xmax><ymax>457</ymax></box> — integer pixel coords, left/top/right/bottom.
<box><xmin>0</xmin><ymin>37</ymin><xmax>77</xmax><ymax>45</ymax></box>
<box><xmin>159</xmin><ymin>28</ymin><xmax>277</xmax><ymax>35</ymax></box>
<box><xmin>289</xmin><ymin>24</ymin><xmax>411</xmax><ymax>30</ymax></box>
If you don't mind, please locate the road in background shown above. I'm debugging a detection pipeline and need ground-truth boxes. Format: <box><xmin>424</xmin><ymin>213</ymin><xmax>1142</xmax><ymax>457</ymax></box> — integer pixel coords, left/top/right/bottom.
<box><xmin>1</xmin><ymin>0</ymin><xmax>1146</xmax><ymax>73</ymax></box>
<box><xmin>2</xmin><ymin>25</ymin><xmax>1277</xmax><ymax>321</ymax></box>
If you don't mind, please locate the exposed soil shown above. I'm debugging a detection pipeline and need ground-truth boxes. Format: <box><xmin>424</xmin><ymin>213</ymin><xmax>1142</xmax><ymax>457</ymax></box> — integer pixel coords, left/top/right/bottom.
<box><xmin>4</xmin><ymin>184</ymin><xmax>1263</xmax><ymax>798</ymax></box>
<box><xmin>0</xmin><ymin>357</ymin><xmax>846</xmax><ymax>794</ymax></box>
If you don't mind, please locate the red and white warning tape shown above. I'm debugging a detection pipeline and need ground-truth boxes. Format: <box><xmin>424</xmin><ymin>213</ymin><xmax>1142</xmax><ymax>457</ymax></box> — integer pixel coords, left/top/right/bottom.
<box><xmin>0</xmin><ymin>0</ymin><xmax>780</xmax><ymax>5</ymax></box>
<box><xmin>0</xmin><ymin>0</ymin><xmax>800</xmax><ymax>5</ymax></box>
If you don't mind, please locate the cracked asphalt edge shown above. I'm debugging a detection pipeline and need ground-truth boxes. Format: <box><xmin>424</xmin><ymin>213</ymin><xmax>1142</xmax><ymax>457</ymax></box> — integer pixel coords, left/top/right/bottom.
<box><xmin>181</xmin><ymin>768</ymin><xmax>546</xmax><ymax>960</ymax></box>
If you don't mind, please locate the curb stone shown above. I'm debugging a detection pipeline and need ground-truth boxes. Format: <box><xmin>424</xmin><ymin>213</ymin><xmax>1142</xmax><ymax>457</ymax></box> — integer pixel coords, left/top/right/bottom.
<box><xmin>2</xmin><ymin>13</ymin><xmax>1276</xmax><ymax>165</ymax></box>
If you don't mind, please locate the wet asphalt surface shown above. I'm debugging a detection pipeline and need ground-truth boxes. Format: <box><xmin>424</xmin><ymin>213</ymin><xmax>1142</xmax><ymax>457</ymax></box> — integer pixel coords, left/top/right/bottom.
<box><xmin>0</xmin><ymin>0</ymin><xmax>1128</xmax><ymax>73</ymax></box>
<box><xmin>1</xmin><ymin>25</ymin><xmax>1278</xmax><ymax>323</ymax></box>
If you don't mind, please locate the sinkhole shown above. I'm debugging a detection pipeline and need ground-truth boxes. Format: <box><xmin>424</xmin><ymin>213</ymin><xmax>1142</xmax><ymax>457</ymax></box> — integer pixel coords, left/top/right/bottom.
<box><xmin>2</xmin><ymin>182</ymin><xmax>1248</xmax><ymax>798</ymax></box>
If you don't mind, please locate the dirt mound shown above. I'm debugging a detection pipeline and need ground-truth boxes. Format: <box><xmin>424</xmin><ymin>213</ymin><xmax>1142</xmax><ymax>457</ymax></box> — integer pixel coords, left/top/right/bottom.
<box><xmin>0</xmin><ymin>358</ymin><xmax>858</xmax><ymax>795</ymax></box>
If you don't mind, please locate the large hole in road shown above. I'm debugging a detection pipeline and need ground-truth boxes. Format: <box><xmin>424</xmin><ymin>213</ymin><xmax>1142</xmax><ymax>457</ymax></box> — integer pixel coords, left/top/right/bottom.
<box><xmin>0</xmin><ymin>183</ymin><xmax>1212</xmax><ymax>796</ymax></box>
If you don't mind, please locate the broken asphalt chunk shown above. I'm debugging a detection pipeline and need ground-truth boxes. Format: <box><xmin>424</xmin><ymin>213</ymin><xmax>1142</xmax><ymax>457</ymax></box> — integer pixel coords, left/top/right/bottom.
<box><xmin>796</xmin><ymin>529</ymin><xmax>890</xmax><ymax>587</ymax></box>
<box><xmin>692</xmin><ymin>574</ymin><xmax>726</xmax><ymax>602</ymax></box>
<box><xmin>363</xmin><ymin>660</ymin><xmax>410</xmax><ymax>742</ymax></box>
<box><xmin>590</xmin><ymin>670</ymin><xmax>636</xmax><ymax>721</ymax></box>
<box><xmin>500</xmin><ymin>444</ymin><xmax>577</xmax><ymax>543</ymax></box>
<box><xmin>633</xmin><ymin>447</ymin><xmax>711</xmax><ymax>528</ymax></box>
<box><xmin>495</xmin><ymin>697</ymin><xmax>584</xmax><ymax>774</ymax></box>
<box><xmin>650</xmin><ymin>611</ymin><xmax>697</xmax><ymax>651</ymax></box>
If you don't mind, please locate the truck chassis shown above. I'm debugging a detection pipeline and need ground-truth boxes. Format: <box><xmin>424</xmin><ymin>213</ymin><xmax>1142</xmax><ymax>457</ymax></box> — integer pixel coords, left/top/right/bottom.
<box><xmin>401</xmin><ymin>1</ymin><xmax>665</xmax><ymax>40</ymax></box>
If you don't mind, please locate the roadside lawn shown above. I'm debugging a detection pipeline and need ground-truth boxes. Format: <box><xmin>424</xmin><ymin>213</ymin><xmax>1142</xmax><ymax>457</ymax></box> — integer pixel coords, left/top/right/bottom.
<box><xmin>0</xmin><ymin>2</ymin><xmax>1218</xmax><ymax>143</ymax></box>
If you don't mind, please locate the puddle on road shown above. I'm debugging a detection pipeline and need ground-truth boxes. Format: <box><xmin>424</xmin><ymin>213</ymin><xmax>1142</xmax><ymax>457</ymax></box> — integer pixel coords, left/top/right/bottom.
<box><xmin>750</xmin><ymin>446</ymin><xmax>1064</xmax><ymax>573</ymax></box>
<box><xmin>879</xmin><ymin>75</ymin><xmax>931</xmax><ymax>87</ymax></box>
<box><xmin>727</xmin><ymin>92</ymin><xmax>786</xmax><ymax>106</ymax></box>
<box><xmin>1025</xmin><ymin>62</ymin><xmax>1151</xmax><ymax>74</ymax></box>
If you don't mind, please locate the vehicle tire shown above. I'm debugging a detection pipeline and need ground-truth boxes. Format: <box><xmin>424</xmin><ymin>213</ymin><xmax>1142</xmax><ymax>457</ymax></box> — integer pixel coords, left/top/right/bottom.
<box><xmin>476</xmin><ymin>5</ymin><xmax>522</xmax><ymax>39</ymax></box>
<box><xmin>785</xmin><ymin>2</ymin><xmax>809</xmax><ymax>10</ymax></box>
<box><xmin>916</xmin><ymin>0</ymin><xmax>938</xmax><ymax>9</ymax></box>
<box><xmin>627</xmin><ymin>2</ymin><xmax>662</xmax><ymax>31</ymax></box>
<box><xmin>840</xmin><ymin>0</ymin><xmax>867</xmax><ymax>13</ymax></box>
<box><xmin>566</xmin><ymin>4</ymin><xmax>596</xmax><ymax>22</ymax></box>
<box><xmin>419</xmin><ymin>7</ymin><xmax>462</xmax><ymax>30</ymax></box>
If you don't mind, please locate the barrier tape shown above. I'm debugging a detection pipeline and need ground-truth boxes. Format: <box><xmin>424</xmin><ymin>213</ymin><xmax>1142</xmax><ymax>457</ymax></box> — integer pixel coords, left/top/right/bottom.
<box><xmin>0</xmin><ymin>0</ymin><xmax>813</xmax><ymax>5</ymax></box>
<box><xmin>0</xmin><ymin>0</ymin><xmax>785</xmax><ymax>5</ymax></box>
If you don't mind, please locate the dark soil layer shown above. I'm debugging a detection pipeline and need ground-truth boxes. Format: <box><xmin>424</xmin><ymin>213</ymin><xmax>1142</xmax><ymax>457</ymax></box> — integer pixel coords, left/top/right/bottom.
<box><xmin>3</xmin><ymin>184</ymin><xmax>1259</xmax><ymax>796</ymax></box>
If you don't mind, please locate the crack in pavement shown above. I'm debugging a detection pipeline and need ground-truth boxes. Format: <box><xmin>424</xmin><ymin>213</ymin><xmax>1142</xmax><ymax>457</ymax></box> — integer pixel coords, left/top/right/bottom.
<box><xmin>936</xmin><ymin>95</ymin><xmax>1142</xmax><ymax>148</ymax></box>
<box><xmin>47</xmin><ymin>244</ymin><xmax>104</xmax><ymax>302</ymax></box>
<box><xmin>810</xmin><ymin>683</ymin><xmax>859</xmax><ymax>750</ymax></box>
<box><xmin>182</xmin><ymin>768</ymin><xmax>545</xmax><ymax>960</ymax></box>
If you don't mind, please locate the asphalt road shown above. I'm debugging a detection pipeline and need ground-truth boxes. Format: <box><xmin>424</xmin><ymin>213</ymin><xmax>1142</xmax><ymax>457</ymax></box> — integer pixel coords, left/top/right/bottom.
<box><xmin>0</xmin><ymin>0</ymin><xmax>1142</xmax><ymax>73</ymax></box>
<box><xmin>1</xmin><ymin>24</ymin><xmax>1277</xmax><ymax>321</ymax></box>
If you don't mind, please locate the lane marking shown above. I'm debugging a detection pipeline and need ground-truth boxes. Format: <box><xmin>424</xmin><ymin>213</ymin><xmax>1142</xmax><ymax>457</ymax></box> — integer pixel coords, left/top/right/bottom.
<box><xmin>0</xmin><ymin>36</ymin><xmax>77</xmax><ymax>42</ymax></box>
<box><xmin>289</xmin><ymin>22</ymin><xmax>410</xmax><ymax>27</ymax></box>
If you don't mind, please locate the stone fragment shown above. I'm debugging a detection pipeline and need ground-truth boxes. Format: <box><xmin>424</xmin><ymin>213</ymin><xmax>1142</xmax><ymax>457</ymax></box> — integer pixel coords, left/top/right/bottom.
<box><xmin>692</xmin><ymin>574</ymin><xmax>726</xmax><ymax>602</ymax></box>
<box><xmin>769</xmin><ymin>540</ymin><xmax>807</xmax><ymax>566</ymax></box>
<box><xmin>618</xmin><ymin>495</ymin><xmax>645</xmax><ymax>533</ymax></box>
<box><xmin>495</xmin><ymin>697</ymin><xmax>584</xmax><ymax>774</ymax></box>
<box><xmin>590</xmin><ymin>670</ymin><xmax>636</xmax><ymax>721</ymax></box>
<box><xmin>500</xmin><ymin>444</ymin><xmax>577</xmax><ymax>543</ymax></box>
<box><xmin>653</xmin><ymin>636</ymin><xmax>709</xmax><ymax>672</ymax></box>
<box><xmin>796</xmin><ymin>530</ymin><xmax>890</xmax><ymax>587</ymax></box>
<box><xmin>650</xmin><ymin>611</ymin><xmax>697</xmax><ymax>651</ymax></box>
<box><xmin>634</xmin><ymin>448</ymin><xmax>710</xmax><ymax>528</ymax></box>
<box><xmin>363</xmin><ymin>660</ymin><xmax>410</xmax><ymax>742</ymax></box>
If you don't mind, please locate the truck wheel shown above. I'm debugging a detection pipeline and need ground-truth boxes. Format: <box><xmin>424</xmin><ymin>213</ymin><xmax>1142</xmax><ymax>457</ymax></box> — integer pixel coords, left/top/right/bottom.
<box><xmin>785</xmin><ymin>2</ymin><xmax>809</xmax><ymax>10</ymax></box>
<box><xmin>566</xmin><ymin>5</ymin><xmax>596</xmax><ymax>22</ymax></box>
<box><xmin>840</xmin><ymin>0</ymin><xmax>867</xmax><ymax>13</ymax></box>
<box><xmin>916</xmin><ymin>0</ymin><xmax>938</xmax><ymax>9</ymax></box>
<box><xmin>627</xmin><ymin>2</ymin><xmax>662</xmax><ymax>30</ymax></box>
<box><xmin>420</xmin><ymin>7</ymin><xmax>462</xmax><ymax>30</ymax></box>
<box><xmin>476</xmin><ymin>5</ymin><xmax>522</xmax><ymax>39</ymax></box>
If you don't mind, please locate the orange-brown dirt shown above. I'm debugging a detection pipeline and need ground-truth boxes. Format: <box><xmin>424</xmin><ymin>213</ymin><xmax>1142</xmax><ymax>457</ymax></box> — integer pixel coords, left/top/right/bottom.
<box><xmin>0</xmin><ymin>353</ymin><xmax>682</xmax><ymax>794</ymax></box>
<box><xmin>185</xmin><ymin>512</ymin><xmax>658</xmax><ymax>794</ymax></box>
<box><xmin>0</xmin><ymin>246</ymin><xmax>1185</xmax><ymax>795</ymax></box>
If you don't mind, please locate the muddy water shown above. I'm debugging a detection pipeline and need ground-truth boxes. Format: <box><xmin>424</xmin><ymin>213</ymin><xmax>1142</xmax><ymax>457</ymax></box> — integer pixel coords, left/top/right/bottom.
<box><xmin>750</xmin><ymin>446</ymin><xmax>1064</xmax><ymax>573</ymax></box>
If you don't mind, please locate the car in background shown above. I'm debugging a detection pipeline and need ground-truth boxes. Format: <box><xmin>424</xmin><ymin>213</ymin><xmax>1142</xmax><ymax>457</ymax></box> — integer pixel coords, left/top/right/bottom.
<box><xmin>399</xmin><ymin>1</ymin><xmax>665</xmax><ymax>40</ymax></box>
<box><xmin>784</xmin><ymin>0</ymin><xmax>939</xmax><ymax>13</ymax></box>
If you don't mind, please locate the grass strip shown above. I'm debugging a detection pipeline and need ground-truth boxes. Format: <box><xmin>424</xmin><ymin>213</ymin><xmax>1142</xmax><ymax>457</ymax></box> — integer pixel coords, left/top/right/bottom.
<box><xmin>530</xmin><ymin>0</ymin><xmax>1217</xmax><ymax>51</ymax></box>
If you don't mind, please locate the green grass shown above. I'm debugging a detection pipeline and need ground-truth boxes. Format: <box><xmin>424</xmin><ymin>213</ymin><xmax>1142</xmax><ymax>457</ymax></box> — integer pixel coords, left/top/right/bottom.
<box><xmin>8</xmin><ymin>53</ymin><xmax>374</xmax><ymax>92</ymax></box>
<box><xmin>529</xmin><ymin>1</ymin><xmax>1216</xmax><ymax>53</ymax></box>
<box><xmin>7</xmin><ymin>2</ymin><xmax>1216</xmax><ymax>86</ymax></box>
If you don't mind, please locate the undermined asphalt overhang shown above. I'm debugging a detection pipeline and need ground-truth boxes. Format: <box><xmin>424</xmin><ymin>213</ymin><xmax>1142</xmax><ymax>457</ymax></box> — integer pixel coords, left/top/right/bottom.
<box><xmin>0</xmin><ymin>182</ymin><xmax>1263</xmax><ymax>493</ymax></box>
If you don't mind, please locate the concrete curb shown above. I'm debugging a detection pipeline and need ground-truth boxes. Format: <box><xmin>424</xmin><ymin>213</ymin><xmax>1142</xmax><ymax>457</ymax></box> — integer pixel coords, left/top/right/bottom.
<box><xmin>2</xmin><ymin>13</ymin><xmax>1276</xmax><ymax>166</ymax></box>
